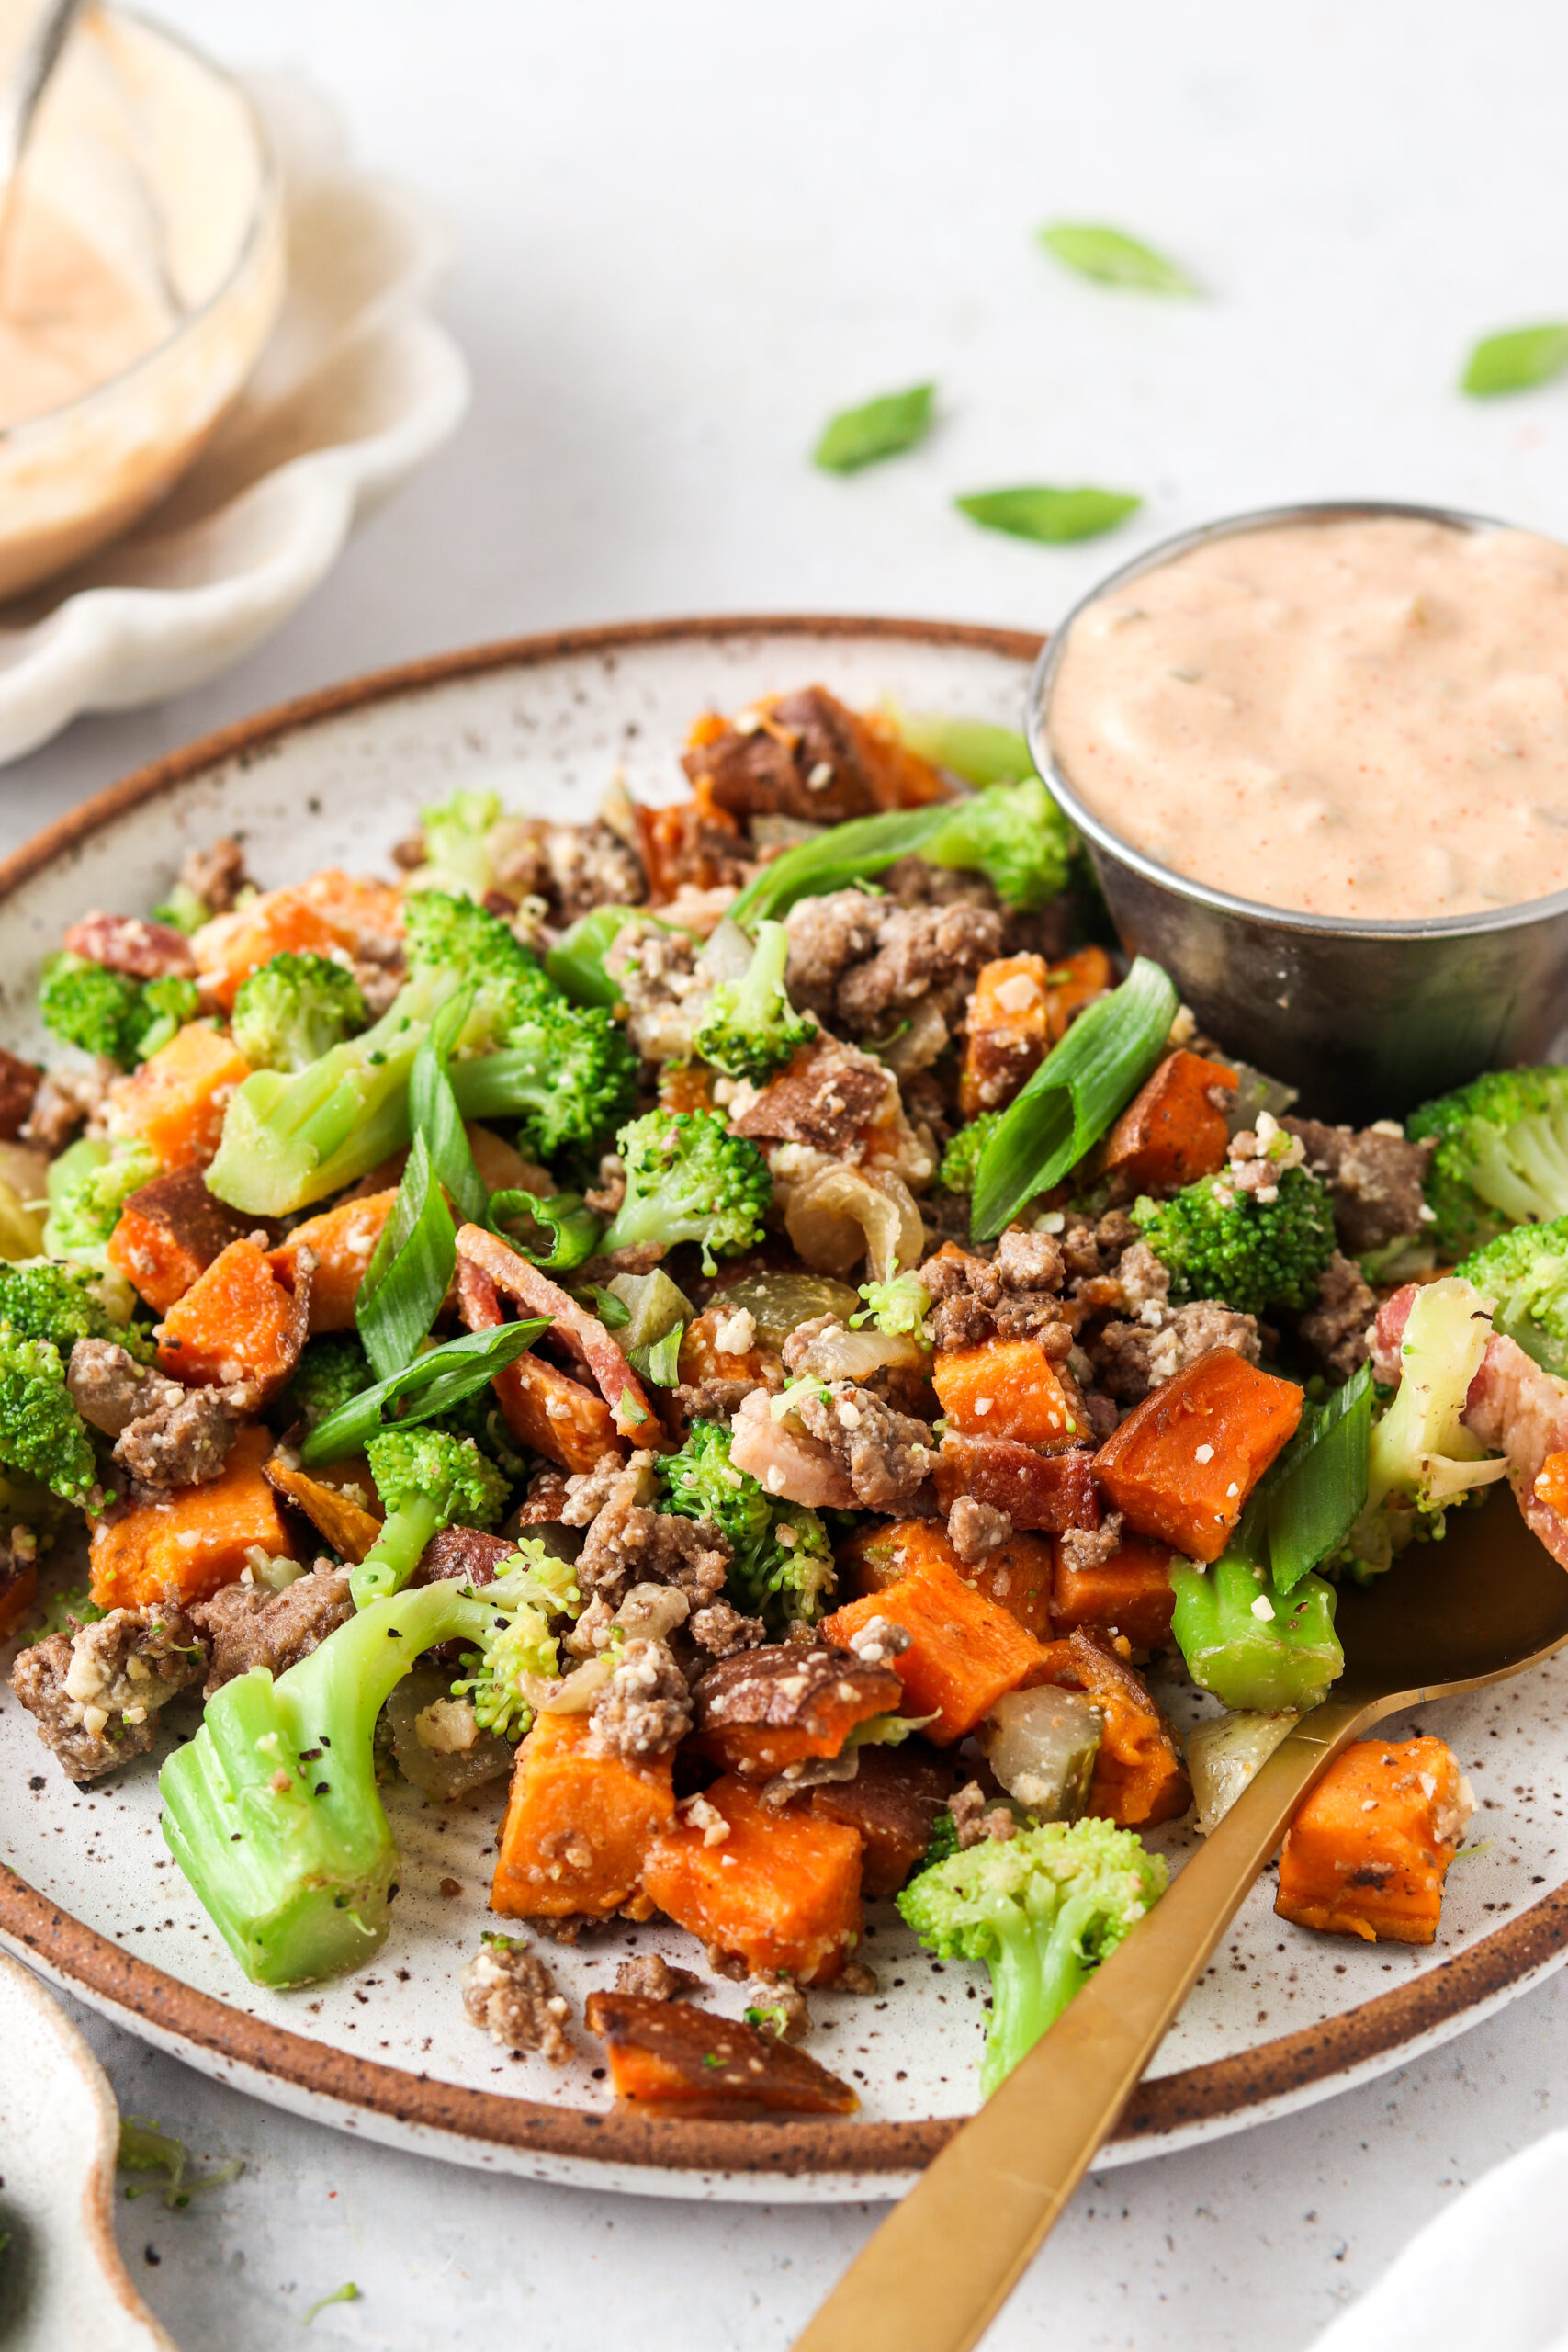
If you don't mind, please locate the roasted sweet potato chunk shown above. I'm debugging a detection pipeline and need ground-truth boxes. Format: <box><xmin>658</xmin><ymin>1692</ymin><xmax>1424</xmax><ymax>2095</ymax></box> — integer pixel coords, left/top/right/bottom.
<box><xmin>931</xmin><ymin>1433</ymin><xmax>1099</xmax><ymax>1535</ymax></box>
<box><xmin>495</xmin><ymin>1348</ymin><xmax>626</xmax><ymax>1474</ymax></box>
<box><xmin>691</xmin><ymin>1642</ymin><xmax>902</xmax><ymax>1779</ymax></box>
<box><xmin>932</xmin><ymin>1336</ymin><xmax>1086</xmax><ymax>1449</ymax></box>
<box><xmin>841</xmin><ymin>1516</ymin><xmax>1057</xmax><ymax>1642</ymax></box>
<box><xmin>821</xmin><ymin>1548</ymin><xmax>1047</xmax><ymax>1744</ymax></box>
<box><xmin>157</xmin><ymin>1238</ymin><xmax>309</xmax><ymax>1399</ymax></box>
<box><xmin>1052</xmin><ymin>1531</ymin><xmax>1178</xmax><ymax>1651</ymax></box>
<box><xmin>960</xmin><ymin>954</ymin><xmax>1054</xmax><ymax>1119</ymax></box>
<box><xmin>584</xmin><ymin>1991</ymin><xmax>858</xmax><ymax>2116</ymax></box>
<box><xmin>89</xmin><ymin>1426</ymin><xmax>299</xmax><ymax>1611</ymax></box>
<box><xmin>0</xmin><ymin>1555</ymin><xmax>38</xmax><ymax>1644</ymax></box>
<box><xmin>192</xmin><ymin>872</ymin><xmax>402</xmax><ymax>1010</ymax></box>
<box><xmin>491</xmin><ymin>1712</ymin><xmax>675</xmax><ymax>1920</ymax></box>
<box><xmin>270</xmin><ymin>1189</ymin><xmax>396</xmax><ymax>1333</ymax></box>
<box><xmin>1276</xmin><ymin>1736</ymin><xmax>1473</xmax><ymax>1945</ymax></box>
<box><xmin>109</xmin><ymin>1023</ymin><xmax>250</xmax><ymax>1170</ymax></box>
<box><xmin>1101</xmin><ymin>1049</ymin><xmax>1238</xmax><ymax>1197</ymax></box>
<box><xmin>641</xmin><ymin>1774</ymin><xmax>863</xmax><ymax>1984</ymax></box>
<box><xmin>1032</xmin><ymin>1630</ymin><xmax>1190</xmax><ymax>1826</ymax></box>
<box><xmin>264</xmin><ymin>1458</ymin><xmax>382</xmax><ymax>1565</ymax></box>
<box><xmin>1093</xmin><ymin>1350</ymin><xmax>1303</xmax><ymax>1563</ymax></box>
<box><xmin>810</xmin><ymin>1741</ymin><xmax>955</xmax><ymax>1896</ymax></box>
<box><xmin>107</xmin><ymin>1167</ymin><xmax>260</xmax><ymax>1315</ymax></box>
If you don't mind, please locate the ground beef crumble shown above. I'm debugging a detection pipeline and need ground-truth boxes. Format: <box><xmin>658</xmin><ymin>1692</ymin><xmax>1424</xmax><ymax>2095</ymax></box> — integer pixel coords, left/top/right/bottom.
<box><xmin>570</xmin><ymin>1451</ymin><xmax>733</xmax><ymax>1612</ymax></box>
<box><xmin>460</xmin><ymin>1939</ymin><xmax>574</xmax><ymax>2062</ymax></box>
<box><xmin>1282</xmin><ymin>1117</ymin><xmax>1437</xmax><ymax>1256</ymax></box>
<box><xmin>947</xmin><ymin>1496</ymin><xmax>1012</xmax><ymax>1563</ymax></box>
<box><xmin>588</xmin><ymin>1636</ymin><xmax>694</xmax><ymax>1758</ymax></box>
<box><xmin>1090</xmin><ymin>1301</ymin><xmax>1262</xmax><ymax>1404</ymax></box>
<box><xmin>950</xmin><ymin>1779</ymin><xmax>1019</xmax><ymax>1848</ymax></box>
<box><xmin>69</xmin><ymin>1338</ymin><xmax>251</xmax><ymax>1489</ymax></box>
<box><xmin>793</xmin><ymin>1381</ymin><xmax>935</xmax><ymax>1511</ymax></box>
<box><xmin>1057</xmin><ymin>1511</ymin><xmax>1126</xmax><ymax>1577</ymax></box>
<box><xmin>1294</xmin><ymin>1249</ymin><xmax>1378</xmax><ymax>1377</ymax></box>
<box><xmin>189</xmin><ymin>1564</ymin><xmax>355</xmax><ymax>1698</ymax></box>
<box><xmin>10</xmin><ymin>1605</ymin><xmax>205</xmax><ymax>1781</ymax></box>
<box><xmin>615</xmin><ymin>1952</ymin><xmax>705</xmax><ymax>2001</ymax></box>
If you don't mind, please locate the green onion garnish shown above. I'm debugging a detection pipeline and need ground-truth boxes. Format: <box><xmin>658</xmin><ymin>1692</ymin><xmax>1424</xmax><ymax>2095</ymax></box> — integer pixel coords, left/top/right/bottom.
<box><xmin>355</xmin><ymin>1131</ymin><xmax>457</xmax><ymax>1382</ymax></box>
<box><xmin>409</xmin><ymin>991</ymin><xmax>486</xmax><ymax>1227</ymax></box>
<box><xmin>891</xmin><ymin>711</ymin><xmax>1032</xmax><ymax>786</ymax></box>
<box><xmin>728</xmin><ymin>805</ymin><xmax>954</xmax><ymax>929</ymax></box>
<box><xmin>304</xmin><ymin>1318</ymin><xmax>547</xmax><ymax>1466</ymax></box>
<box><xmin>971</xmin><ymin>956</ymin><xmax>1176</xmax><ymax>1238</ymax></box>
<box><xmin>545</xmin><ymin>905</ymin><xmax>648</xmax><ymax>1007</ymax></box>
<box><xmin>487</xmin><ymin>1187</ymin><xmax>603</xmax><ymax>1273</ymax></box>
<box><xmin>1264</xmin><ymin>1363</ymin><xmax>1372</xmax><ymax>1592</ymax></box>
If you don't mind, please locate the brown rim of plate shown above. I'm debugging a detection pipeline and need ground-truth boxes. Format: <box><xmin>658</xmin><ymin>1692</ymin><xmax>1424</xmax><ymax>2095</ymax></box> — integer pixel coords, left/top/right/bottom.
<box><xmin>2</xmin><ymin>609</ymin><xmax>1563</xmax><ymax>2178</ymax></box>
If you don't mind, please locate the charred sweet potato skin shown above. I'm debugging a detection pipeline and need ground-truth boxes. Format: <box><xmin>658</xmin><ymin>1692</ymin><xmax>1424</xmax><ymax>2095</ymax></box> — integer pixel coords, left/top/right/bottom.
<box><xmin>107</xmin><ymin>1167</ymin><xmax>259</xmax><ymax>1315</ymax></box>
<box><xmin>88</xmin><ymin>1426</ymin><xmax>299</xmax><ymax>1611</ymax></box>
<box><xmin>264</xmin><ymin>1458</ymin><xmax>382</xmax><ymax>1565</ymax></box>
<box><xmin>691</xmin><ymin>1643</ymin><xmax>902</xmax><ymax>1778</ymax></box>
<box><xmin>821</xmin><ymin>1546</ymin><xmax>1048</xmax><ymax>1744</ymax></box>
<box><xmin>1101</xmin><ymin>1049</ymin><xmax>1238</xmax><ymax>1197</ymax></box>
<box><xmin>584</xmin><ymin>1991</ymin><xmax>859</xmax><ymax>2116</ymax></box>
<box><xmin>841</xmin><ymin>1516</ymin><xmax>1057</xmax><ymax>1643</ymax></box>
<box><xmin>931</xmin><ymin>1432</ymin><xmax>1099</xmax><ymax>1534</ymax></box>
<box><xmin>491</xmin><ymin>1712</ymin><xmax>676</xmax><ymax>1920</ymax></box>
<box><xmin>641</xmin><ymin>1773</ymin><xmax>863</xmax><ymax>1984</ymax></box>
<box><xmin>1032</xmin><ymin>1630</ymin><xmax>1190</xmax><ymax>1826</ymax></box>
<box><xmin>1052</xmin><ymin>1531</ymin><xmax>1178</xmax><ymax>1651</ymax></box>
<box><xmin>1275</xmin><ymin>1736</ymin><xmax>1472</xmax><ymax>1945</ymax></box>
<box><xmin>1093</xmin><ymin>1350</ymin><xmax>1303</xmax><ymax>1562</ymax></box>
<box><xmin>810</xmin><ymin>1741</ymin><xmax>955</xmax><ymax>1896</ymax></box>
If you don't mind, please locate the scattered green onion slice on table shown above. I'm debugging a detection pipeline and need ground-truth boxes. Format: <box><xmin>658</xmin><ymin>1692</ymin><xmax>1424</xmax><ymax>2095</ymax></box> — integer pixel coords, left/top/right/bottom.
<box><xmin>955</xmin><ymin>486</ymin><xmax>1142</xmax><ymax>545</ymax></box>
<box><xmin>1461</xmin><ymin>323</ymin><xmax>1568</xmax><ymax>397</ymax></box>
<box><xmin>1038</xmin><ymin>221</ymin><xmax>1199</xmax><ymax>295</ymax></box>
<box><xmin>813</xmin><ymin>382</ymin><xmax>936</xmax><ymax>472</ymax></box>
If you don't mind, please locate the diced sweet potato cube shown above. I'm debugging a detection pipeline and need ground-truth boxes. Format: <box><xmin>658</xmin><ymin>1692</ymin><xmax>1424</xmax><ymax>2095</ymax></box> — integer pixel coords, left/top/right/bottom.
<box><xmin>690</xmin><ymin>1642</ymin><xmax>902</xmax><ymax>1778</ymax></box>
<box><xmin>491</xmin><ymin>1713</ymin><xmax>675</xmax><ymax>1919</ymax></box>
<box><xmin>1275</xmin><ymin>1736</ymin><xmax>1473</xmax><ymax>1946</ymax></box>
<box><xmin>107</xmin><ymin>1167</ymin><xmax>258</xmax><ymax>1315</ymax></box>
<box><xmin>192</xmin><ymin>872</ymin><xmax>403</xmax><ymax>1010</ymax></box>
<box><xmin>1102</xmin><ymin>1049</ymin><xmax>1238</xmax><ymax>1196</ymax></box>
<box><xmin>1093</xmin><ymin>1350</ymin><xmax>1303</xmax><ymax>1562</ymax></box>
<box><xmin>932</xmin><ymin>1335</ymin><xmax>1085</xmax><ymax>1449</ymax></box>
<box><xmin>821</xmin><ymin>1549</ymin><xmax>1047</xmax><ymax>1744</ymax></box>
<box><xmin>641</xmin><ymin>1773</ymin><xmax>863</xmax><ymax>1984</ymax></box>
<box><xmin>840</xmin><ymin>1515</ymin><xmax>1057</xmax><ymax>1642</ymax></box>
<box><xmin>157</xmin><ymin>1238</ymin><xmax>307</xmax><ymax>1397</ymax></box>
<box><xmin>960</xmin><ymin>955</ymin><xmax>1054</xmax><ymax>1119</ymax></box>
<box><xmin>270</xmin><ymin>1189</ymin><xmax>396</xmax><ymax>1333</ymax></box>
<box><xmin>494</xmin><ymin>1348</ymin><xmax>626</xmax><ymax>1474</ymax></box>
<box><xmin>931</xmin><ymin>1431</ymin><xmax>1099</xmax><ymax>1533</ymax></box>
<box><xmin>89</xmin><ymin>1426</ymin><xmax>299</xmax><ymax>1611</ymax></box>
<box><xmin>810</xmin><ymin>1742</ymin><xmax>954</xmax><ymax>1896</ymax></box>
<box><xmin>0</xmin><ymin>1556</ymin><xmax>38</xmax><ymax>1643</ymax></box>
<box><xmin>1043</xmin><ymin>944</ymin><xmax>1114</xmax><ymax>1038</ymax></box>
<box><xmin>584</xmin><ymin>1991</ymin><xmax>859</xmax><ymax>2117</ymax></box>
<box><xmin>1031</xmin><ymin>1630</ymin><xmax>1190</xmax><ymax>1826</ymax></box>
<box><xmin>1052</xmin><ymin>1531</ymin><xmax>1177</xmax><ymax>1650</ymax></box>
<box><xmin>108</xmin><ymin>1023</ymin><xmax>250</xmax><ymax>1170</ymax></box>
<box><xmin>264</xmin><ymin>1458</ymin><xmax>382</xmax><ymax>1564</ymax></box>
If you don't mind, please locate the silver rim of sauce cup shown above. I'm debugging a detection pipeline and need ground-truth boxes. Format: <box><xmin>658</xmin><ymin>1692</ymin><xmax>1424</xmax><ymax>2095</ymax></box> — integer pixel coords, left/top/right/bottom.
<box><xmin>1024</xmin><ymin>498</ymin><xmax>1568</xmax><ymax>1122</ymax></box>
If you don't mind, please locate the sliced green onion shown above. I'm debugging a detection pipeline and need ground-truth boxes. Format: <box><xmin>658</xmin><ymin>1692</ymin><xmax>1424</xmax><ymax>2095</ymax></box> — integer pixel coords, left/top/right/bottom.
<box><xmin>355</xmin><ymin>1131</ymin><xmax>457</xmax><ymax>1382</ymax></box>
<box><xmin>545</xmin><ymin>906</ymin><xmax>649</xmax><ymax>1007</ymax></box>
<box><xmin>302</xmin><ymin>1319</ymin><xmax>548</xmax><ymax>1466</ymax></box>
<box><xmin>487</xmin><ymin>1188</ymin><xmax>603</xmax><ymax>1272</ymax></box>
<box><xmin>628</xmin><ymin>1325</ymin><xmax>683</xmax><ymax>1386</ymax></box>
<box><xmin>812</xmin><ymin>382</ymin><xmax>935</xmax><ymax>473</ymax></box>
<box><xmin>1038</xmin><ymin>223</ymin><xmax>1198</xmax><ymax>296</ymax></box>
<box><xmin>728</xmin><ymin>805</ymin><xmax>953</xmax><ymax>929</ymax></box>
<box><xmin>890</xmin><ymin>709</ymin><xmax>1032</xmax><ymax>786</ymax></box>
<box><xmin>1265</xmin><ymin>1364</ymin><xmax>1372</xmax><ymax>1593</ymax></box>
<box><xmin>410</xmin><ymin>991</ymin><xmax>486</xmax><ymax>1227</ymax></box>
<box><xmin>971</xmin><ymin>956</ymin><xmax>1177</xmax><ymax>1238</ymax></box>
<box><xmin>570</xmin><ymin>1281</ymin><xmax>632</xmax><ymax>1330</ymax></box>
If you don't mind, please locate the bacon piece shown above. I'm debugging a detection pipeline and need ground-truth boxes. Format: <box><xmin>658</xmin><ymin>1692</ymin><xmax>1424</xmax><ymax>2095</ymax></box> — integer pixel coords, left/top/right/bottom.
<box><xmin>455</xmin><ymin>1250</ymin><xmax>625</xmax><ymax>1473</ymax></box>
<box><xmin>63</xmin><ymin>912</ymin><xmax>197</xmax><ymax>980</ymax></box>
<box><xmin>1368</xmin><ymin>1283</ymin><xmax>1418</xmax><ymax>1385</ymax></box>
<box><xmin>728</xmin><ymin>1387</ymin><xmax>856</xmax><ymax>1510</ymax></box>
<box><xmin>456</xmin><ymin>1226</ymin><xmax>656</xmax><ymax>1442</ymax></box>
<box><xmin>1461</xmin><ymin>1331</ymin><xmax>1568</xmax><ymax>1565</ymax></box>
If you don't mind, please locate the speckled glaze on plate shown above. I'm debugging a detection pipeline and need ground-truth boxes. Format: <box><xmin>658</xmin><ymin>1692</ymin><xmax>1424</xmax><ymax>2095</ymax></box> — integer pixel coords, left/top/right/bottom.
<box><xmin>2</xmin><ymin>616</ymin><xmax>1567</xmax><ymax>2202</ymax></box>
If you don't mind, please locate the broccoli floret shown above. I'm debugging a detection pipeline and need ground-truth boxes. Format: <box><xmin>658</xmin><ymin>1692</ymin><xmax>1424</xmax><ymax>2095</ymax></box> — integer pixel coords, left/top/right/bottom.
<box><xmin>353</xmin><ymin>1427</ymin><xmax>510</xmax><ymax>1608</ymax></box>
<box><xmin>599</xmin><ymin>1110</ymin><xmax>770</xmax><ymax>1276</ymax></box>
<box><xmin>42</xmin><ymin>1142</ymin><xmax>162</xmax><ymax>1263</ymax></box>
<box><xmin>1346</xmin><ymin>1276</ymin><xmax>1509</xmax><ymax>1574</ymax></box>
<box><xmin>150</xmin><ymin>881</ymin><xmax>210</xmax><ymax>935</ymax></box>
<box><xmin>409</xmin><ymin>786</ymin><xmax>505</xmax><ymax>899</ymax></box>
<box><xmin>1170</xmin><ymin>1551</ymin><xmax>1344</xmax><ymax>1711</ymax></box>
<box><xmin>1459</xmin><ymin>1215</ymin><xmax>1568</xmax><ymax>1377</ymax></box>
<box><xmin>897</xmin><ymin>1818</ymin><xmax>1167</xmax><ymax>2095</ymax></box>
<box><xmin>921</xmin><ymin>775</ymin><xmax>1077</xmax><ymax>911</ymax></box>
<box><xmin>159</xmin><ymin>1568</ymin><xmax>576</xmax><ymax>1986</ymax></box>
<box><xmin>1409</xmin><ymin>1067</ymin><xmax>1568</xmax><ymax>1257</ymax></box>
<box><xmin>938</xmin><ymin>1114</ymin><xmax>1002</xmax><ymax>1195</ymax></box>
<box><xmin>693</xmin><ymin>921</ymin><xmax>817</xmax><ymax>1086</ymax></box>
<box><xmin>1132</xmin><ymin>1164</ymin><xmax>1337</xmax><ymax>1317</ymax></box>
<box><xmin>483</xmin><ymin>1000</ymin><xmax>639</xmax><ymax>1165</ymax></box>
<box><xmin>660</xmin><ymin>1417</ymin><xmax>835</xmax><ymax>1632</ymax></box>
<box><xmin>39</xmin><ymin>954</ymin><xmax>198</xmax><ymax>1068</ymax></box>
<box><xmin>231</xmin><ymin>952</ymin><xmax>368</xmax><ymax>1074</ymax></box>
<box><xmin>0</xmin><ymin>1261</ymin><xmax>153</xmax><ymax>1363</ymax></box>
<box><xmin>452</xmin><ymin>1543</ymin><xmax>583</xmax><ymax>1738</ymax></box>
<box><xmin>400</xmin><ymin>889</ymin><xmax>558</xmax><ymax>1043</ymax></box>
<box><xmin>281</xmin><ymin>1334</ymin><xmax>375</xmax><ymax>1431</ymax></box>
<box><xmin>0</xmin><ymin>1328</ymin><xmax>100</xmax><ymax>1509</ymax></box>
<box><xmin>852</xmin><ymin>1272</ymin><xmax>931</xmax><ymax>1338</ymax></box>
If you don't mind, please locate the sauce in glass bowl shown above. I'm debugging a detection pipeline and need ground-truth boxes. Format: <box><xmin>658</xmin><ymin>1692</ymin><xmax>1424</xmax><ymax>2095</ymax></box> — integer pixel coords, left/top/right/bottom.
<box><xmin>1045</xmin><ymin>513</ymin><xmax>1568</xmax><ymax>922</ymax></box>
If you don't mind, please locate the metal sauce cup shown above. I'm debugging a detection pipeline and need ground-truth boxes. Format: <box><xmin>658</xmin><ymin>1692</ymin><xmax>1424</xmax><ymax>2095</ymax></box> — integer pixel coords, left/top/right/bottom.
<box><xmin>1025</xmin><ymin>500</ymin><xmax>1568</xmax><ymax>1124</ymax></box>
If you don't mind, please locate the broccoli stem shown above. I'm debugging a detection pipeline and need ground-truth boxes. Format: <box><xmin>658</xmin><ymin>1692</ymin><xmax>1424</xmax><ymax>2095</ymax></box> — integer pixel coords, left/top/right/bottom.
<box><xmin>350</xmin><ymin>1496</ymin><xmax>446</xmax><ymax>1610</ymax></box>
<box><xmin>160</xmin><ymin>1579</ymin><xmax>500</xmax><ymax>1987</ymax></box>
<box><xmin>1169</xmin><ymin>1551</ymin><xmax>1343</xmax><ymax>1712</ymax></box>
<box><xmin>979</xmin><ymin>1894</ymin><xmax>1096</xmax><ymax>2094</ymax></box>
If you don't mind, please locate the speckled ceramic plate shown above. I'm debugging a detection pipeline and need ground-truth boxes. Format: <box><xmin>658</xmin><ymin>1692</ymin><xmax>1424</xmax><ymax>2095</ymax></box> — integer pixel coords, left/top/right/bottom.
<box><xmin>3</xmin><ymin>617</ymin><xmax>1568</xmax><ymax>2202</ymax></box>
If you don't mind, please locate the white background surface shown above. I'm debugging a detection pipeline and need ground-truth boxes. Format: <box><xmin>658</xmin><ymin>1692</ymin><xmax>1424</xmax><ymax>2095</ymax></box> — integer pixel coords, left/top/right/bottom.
<box><xmin>8</xmin><ymin>1</ymin><xmax>1568</xmax><ymax>2344</ymax></box>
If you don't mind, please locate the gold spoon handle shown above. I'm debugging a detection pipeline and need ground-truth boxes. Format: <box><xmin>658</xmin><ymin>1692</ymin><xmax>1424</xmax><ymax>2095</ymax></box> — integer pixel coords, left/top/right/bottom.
<box><xmin>793</xmin><ymin>1696</ymin><xmax>1376</xmax><ymax>2352</ymax></box>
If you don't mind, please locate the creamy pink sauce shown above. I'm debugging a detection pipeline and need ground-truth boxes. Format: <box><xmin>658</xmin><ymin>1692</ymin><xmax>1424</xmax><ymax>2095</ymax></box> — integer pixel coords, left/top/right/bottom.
<box><xmin>1046</xmin><ymin>515</ymin><xmax>1568</xmax><ymax>921</ymax></box>
<box><xmin>0</xmin><ymin>196</ymin><xmax>171</xmax><ymax>430</ymax></box>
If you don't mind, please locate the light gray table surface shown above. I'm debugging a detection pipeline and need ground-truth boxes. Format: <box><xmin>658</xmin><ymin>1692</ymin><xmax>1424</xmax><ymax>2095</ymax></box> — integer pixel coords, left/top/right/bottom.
<box><xmin>7</xmin><ymin>1</ymin><xmax>1568</xmax><ymax>2343</ymax></box>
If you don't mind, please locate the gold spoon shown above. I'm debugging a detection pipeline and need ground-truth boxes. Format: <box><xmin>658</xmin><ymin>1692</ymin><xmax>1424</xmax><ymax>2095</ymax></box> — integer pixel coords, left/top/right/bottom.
<box><xmin>794</xmin><ymin>1491</ymin><xmax>1568</xmax><ymax>2352</ymax></box>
